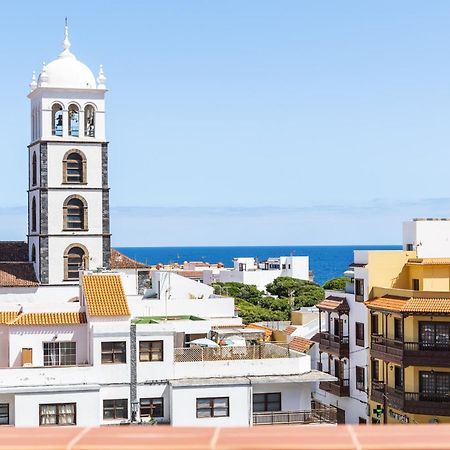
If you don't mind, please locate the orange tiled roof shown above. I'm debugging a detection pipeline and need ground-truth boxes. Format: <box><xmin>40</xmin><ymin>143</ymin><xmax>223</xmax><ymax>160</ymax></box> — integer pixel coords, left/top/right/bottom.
<box><xmin>11</xmin><ymin>312</ymin><xmax>87</xmax><ymax>326</ymax></box>
<box><xmin>0</xmin><ymin>311</ymin><xmax>19</xmax><ymax>324</ymax></box>
<box><xmin>365</xmin><ymin>295</ymin><xmax>450</xmax><ymax>314</ymax></box>
<box><xmin>0</xmin><ymin>262</ymin><xmax>38</xmax><ymax>287</ymax></box>
<box><xmin>176</xmin><ymin>270</ymin><xmax>203</xmax><ymax>278</ymax></box>
<box><xmin>110</xmin><ymin>249</ymin><xmax>150</xmax><ymax>269</ymax></box>
<box><xmin>289</xmin><ymin>336</ymin><xmax>314</xmax><ymax>353</ymax></box>
<box><xmin>82</xmin><ymin>274</ymin><xmax>130</xmax><ymax>317</ymax></box>
<box><xmin>317</xmin><ymin>296</ymin><xmax>350</xmax><ymax>312</ymax></box>
<box><xmin>407</xmin><ymin>258</ymin><xmax>450</xmax><ymax>265</ymax></box>
<box><xmin>284</xmin><ymin>325</ymin><xmax>297</xmax><ymax>336</ymax></box>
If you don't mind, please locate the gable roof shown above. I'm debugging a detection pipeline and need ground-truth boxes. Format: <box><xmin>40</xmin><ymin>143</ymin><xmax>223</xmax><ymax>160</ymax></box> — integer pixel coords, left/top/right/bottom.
<box><xmin>0</xmin><ymin>241</ymin><xmax>28</xmax><ymax>262</ymax></box>
<box><xmin>0</xmin><ymin>263</ymin><xmax>39</xmax><ymax>287</ymax></box>
<box><xmin>82</xmin><ymin>274</ymin><xmax>130</xmax><ymax>317</ymax></box>
<box><xmin>289</xmin><ymin>336</ymin><xmax>314</xmax><ymax>353</ymax></box>
<box><xmin>317</xmin><ymin>296</ymin><xmax>350</xmax><ymax>312</ymax></box>
<box><xmin>11</xmin><ymin>312</ymin><xmax>87</xmax><ymax>326</ymax></box>
<box><xmin>365</xmin><ymin>295</ymin><xmax>450</xmax><ymax>314</ymax></box>
<box><xmin>110</xmin><ymin>249</ymin><xmax>150</xmax><ymax>270</ymax></box>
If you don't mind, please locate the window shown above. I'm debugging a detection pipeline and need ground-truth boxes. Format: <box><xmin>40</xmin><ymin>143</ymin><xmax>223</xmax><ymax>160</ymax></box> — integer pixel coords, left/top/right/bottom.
<box><xmin>139</xmin><ymin>340</ymin><xmax>163</xmax><ymax>362</ymax></box>
<box><xmin>68</xmin><ymin>104</ymin><xmax>79</xmax><ymax>137</ymax></box>
<box><xmin>412</xmin><ymin>278</ymin><xmax>420</xmax><ymax>291</ymax></box>
<box><xmin>196</xmin><ymin>397</ymin><xmax>229</xmax><ymax>418</ymax></box>
<box><xmin>419</xmin><ymin>322</ymin><xmax>450</xmax><ymax>351</ymax></box>
<box><xmin>359</xmin><ymin>417</ymin><xmax>367</xmax><ymax>424</ymax></box>
<box><xmin>31</xmin><ymin>244</ymin><xmax>36</xmax><ymax>263</ymax></box>
<box><xmin>140</xmin><ymin>398</ymin><xmax>163</xmax><ymax>418</ymax></box>
<box><xmin>39</xmin><ymin>403</ymin><xmax>76</xmax><ymax>426</ymax></box>
<box><xmin>52</xmin><ymin>103</ymin><xmax>63</xmax><ymax>137</ymax></box>
<box><xmin>371</xmin><ymin>359</ymin><xmax>379</xmax><ymax>381</ymax></box>
<box><xmin>333</xmin><ymin>318</ymin><xmax>341</xmax><ymax>337</ymax></box>
<box><xmin>103</xmin><ymin>399</ymin><xmax>128</xmax><ymax>420</ymax></box>
<box><xmin>31</xmin><ymin>197</ymin><xmax>37</xmax><ymax>232</ymax></box>
<box><xmin>356</xmin><ymin>366</ymin><xmax>365</xmax><ymax>391</ymax></box>
<box><xmin>406</xmin><ymin>243</ymin><xmax>414</xmax><ymax>251</ymax></box>
<box><xmin>63</xmin><ymin>151</ymin><xmax>86</xmax><ymax>184</ymax></box>
<box><xmin>43</xmin><ymin>342</ymin><xmax>76</xmax><ymax>366</ymax></box>
<box><xmin>394</xmin><ymin>318</ymin><xmax>403</xmax><ymax>341</ymax></box>
<box><xmin>394</xmin><ymin>366</ymin><xmax>403</xmax><ymax>390</ymax></box>
<box><xmin>101</xmin><ymin>341</ymin><xmax>126</xmax><ymax>364</ymax></box>
<box><xmin>84</xmin><ymin>105</ymin><xmax>95</xmax><ymax>137</ymax></box>
<box><xmin>355</xmin><ymin>279</ymin><xmax>364</xmax><ymax>301</ymax></box>
<box><xmin>419</xmin><ymin>371</ymin><xmax>450</xmax><ymax>399</ymax></box>
<box><xmin>371</xmin><ymin>314</ymin><xmax>379</xmax><ymax>335</ymax></box>
<box><xmin>0</xmin><ymin>404</ymin><xmax>8</xmax><ymax>425</ymax></box>
<box><xmin>64</xmin><ymin>196</ymin><xmax>87</xmax><ymax>230</ymax></box>
<box><xmin>64</xmin><ymin>245</ymin><xmax>88</xmax><ymax>280</ymax></box>
<box><xmin>355</xmin><ymin>322</ymin><xmax>365</xmax><ymax>347</ymax></box>
<box><xmin>32</xmin><ymin>152</ymin><xmax>37</xmax><ymax>186</ymax></box>
<box><xmin>253</xmin><ymin>393</ymin><xmax>281</xmax><ymax>412</ymax></box>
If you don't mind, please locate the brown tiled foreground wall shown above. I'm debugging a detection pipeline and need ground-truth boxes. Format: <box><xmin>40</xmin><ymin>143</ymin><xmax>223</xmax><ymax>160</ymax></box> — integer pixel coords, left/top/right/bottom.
<box><xmin>0</xmin><ymin>425</ymin><xmax>449</xmax><ymax>450</ymax></box>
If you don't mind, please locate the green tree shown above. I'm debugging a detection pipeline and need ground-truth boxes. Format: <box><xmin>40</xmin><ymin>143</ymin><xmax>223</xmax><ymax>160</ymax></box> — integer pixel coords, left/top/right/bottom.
<box><xmin>322</xmin><ymin>276</ymin><xmax>350</xmax><ymax>291</ymax></box>
<box><xmin>265</xmin><ymin>277</ymin><xmax>325</xmax><ymax>308</ymax></box>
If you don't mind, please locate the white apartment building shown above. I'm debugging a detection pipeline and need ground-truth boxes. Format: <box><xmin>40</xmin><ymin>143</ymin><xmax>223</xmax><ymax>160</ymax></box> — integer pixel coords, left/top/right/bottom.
<box><xmin>203</xmin><ymin>256</ymin><xmax>310</xmax><ymax>292</ymax></box>
<box><xmin>0</xmin><ymin>24</ymin><xmax>335</xmax><ymax>428</ymax></box>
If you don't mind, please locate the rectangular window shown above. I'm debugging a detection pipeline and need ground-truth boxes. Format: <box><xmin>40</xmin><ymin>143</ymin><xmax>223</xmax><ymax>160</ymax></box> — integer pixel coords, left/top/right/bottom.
<box><xmin>419</xmin><ymin>322</ymin><xmax>450</xmax><ymax>350</ymax></box>
<box><xmin>394</xmin><ymin>366</ymin><xmax>403</xmax><ymax>390</ymax></box>
<box><xmin>103</xmin><ymin>399</ymin><xmax>128</xmax><ymax>420</ymax></box>
<box><xmin>355</xmin><ymin>279</ymin><xmax>364</xmax><ymax>301</ymax></box>
<box><xmin>356</xmin><ymin>366</ymin><xmax>365</xmax><ymax>391</ymax></box>
<box><xmin>419</xmin><ymin>371</ymin><xmax>450</xmax><ymax>397</ymax></box>
<box><xmin>371</xmin><ymin>314</ymin><xmax>379</xmax><ymax>335</ymax></box>
<box><xmin>371</xmin><ymin>359</ymin><xmax>379</xmax><ymax>381</ymax></box>
<box><xmin>412</xmin><ymin>278</ymin><xmax>420</xmax><ymax>291</ymax></box>
<box><xmin>333</xmin><ymin>318</ymin><xmax>340</xmax><ymax>337</ymax></box>
<box><xmin>139</xmin><ymin>398</ymin><xmax>163</xmax><ymax>418</ymax></box>
<box><xmin>406</xmin><ymin>244</ymin><xmax>414</xmax><ymax>251</ymax></box>
<box><xmin>101</xmin><ymin>341</ymin><xmax>126</xmax><ymax>364</ymax></box>
<box><xmin>355</xmin><ymin>322</ymin><xmax>365</xmax><ymax>347</ymax></box>
<box><xmin>0</xmin><ymin>404</ymin><xmax>8</xmax><ymax>425</ymax></box>
<box><xmin>43</xmin><ymin>342</ymin><xmax>76</xmax><ymax>366</ymax></box>
<box><xmin>394</xmin><ymin>318</ymin><xmax>403</xmax><ymax>341</ymax></box>
<box><xmin>196</xmin><ymin>397</ymin><xmax>229</xmax><ymax>418</ymax></box>
<box><xmin>139</xmin><ymin>340</ymin><xmax>163</xmax><ymax>362</ymax></box>
<box><xmin>39</xmin><ymin>403</ymin><xmax>76</xmax><ymax>426</ymax></box>
<box><xmin>253</xmin><ymin>393</ymin><xmax>281</xmax><ymax>412</ymax></box>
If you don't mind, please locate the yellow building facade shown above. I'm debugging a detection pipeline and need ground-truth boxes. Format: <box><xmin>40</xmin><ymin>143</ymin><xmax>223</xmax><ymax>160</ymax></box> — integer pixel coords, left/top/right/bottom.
<box><xmin>364</xmin><ymin>258</ymin><xmax>450</xmax><ymax>424</ymax></box>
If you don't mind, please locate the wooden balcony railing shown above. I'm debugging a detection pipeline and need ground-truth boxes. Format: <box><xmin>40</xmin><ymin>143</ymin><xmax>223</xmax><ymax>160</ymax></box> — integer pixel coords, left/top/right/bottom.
<box><xmin>319</xmin><ymin>332</ymin><xmax>349</xmax><ymax>358</ymax></box>
<box><xmin>319</xmin><ymin>378</ymin><xmax>350</xmax><ymax>397</ymax></box>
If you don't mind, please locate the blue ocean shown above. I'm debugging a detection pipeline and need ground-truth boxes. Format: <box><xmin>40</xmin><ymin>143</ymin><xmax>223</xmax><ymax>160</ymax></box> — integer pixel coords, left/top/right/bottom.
<box><xmin>117</xmin><ymin>245</ymin><xmax>401</xmax><ymax>285</ymax></box>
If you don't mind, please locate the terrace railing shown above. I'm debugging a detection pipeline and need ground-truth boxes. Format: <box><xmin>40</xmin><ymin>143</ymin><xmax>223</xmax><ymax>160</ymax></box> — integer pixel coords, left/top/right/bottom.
<box><xmin>174</xmin><ymin>342</ymin><xmax>290</xmax><ymax>363</ymax></box>
<box><xmin>253</xmin><ymin>407</ymin><xmax>337</xmax><ymax>425</ymax></box>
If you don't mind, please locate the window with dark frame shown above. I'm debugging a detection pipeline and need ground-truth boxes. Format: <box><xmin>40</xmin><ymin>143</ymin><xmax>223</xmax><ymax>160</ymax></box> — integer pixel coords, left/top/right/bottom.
<box><xmin>0</xmin><ymin>404</ymin><xmax>8</xmax><ymax>425</ymax></box>
<box><xmin>101</xmin><ymin>341</ymin><xmax>126</xmax><ymax>364</ymax></box>
<box><xmin>196</xmin><ymin>397</ymin><xmax>229</xmax><ymax>418</ymax></box>
<box><xmin>419</xmin><ymin>371</ymin><xmax>450</xmax><ymax>399</ymax></box>
<box><xmin>39</xmin><ymin>403</ymin><xmax>76</xmax><ymax>426</ymax></box>
<box><xmin>43</xmin><ymin>342</ymin><xmax>76</xmax><ymax>366</ymax></box>
<box><xmin>412</xmin><ymin>278</ymin><xmax>420</xmax><ymax>291</ymax></box>
<box><xmin>32</xmin><ymin>152</ymin><xmax>37</xmax><ymax>186</ymax></box>
<box><xmin>419</xmin><ymin>322</ymin><xmax>450</xmax><ymax>350</ymax></box>
<box><xmin>371</xmin><ymin>359</ymin><xmax>379</xmax><ymax>381</ymax></box>
<box><xmin>355</xmin><ymin>279</ymin><xmax>364</xmax><ymax>301</ymax></box>
<box><xmin>139</xmin><ymin>398</ymin><xmax>163</xmax><ymax>418</ymax></box>
<box><xmin>394</xmin><ymin>366</ymin><xmax>403</xmax><ymax>390</ymax></box>
<box><xmin>356</xmin><ymin>366</ymin><xmax>365</xmax><ymax>391</ymax></box>
<box><xmin>253</xmin><ymin>392</ymin><xmax>281</xmax><ymax>412</ymax></box>
<box><xmin>371</xmin><ymin>314</ymin><xmax>379</xmax><ymax>335</ymax></box>
<box><xmin>394</xmin><ymin>318</ymin><xmax>403</xmax><ymax>341</ymax></box>
<box><xmin>355</xmin><ymin>322</ymin><xmax>365</xmax><ymax>347</ymax></box>
<box><xmin>103</xmin><ymin>399</ymin><xmax>128</xmax><ymax>420</ymax></box>
<box><xmin>139</xmin><ymin>340</ymin><xmax>163</xmax><ymax>362</ymax></box>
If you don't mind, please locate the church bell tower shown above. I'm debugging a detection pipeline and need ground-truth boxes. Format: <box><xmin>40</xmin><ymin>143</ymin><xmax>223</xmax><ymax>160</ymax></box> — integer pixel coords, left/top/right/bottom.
<box><xmin>27</xmin><ymin>23</ymin><xmax>111</xmax><ymax>284</ymax></box>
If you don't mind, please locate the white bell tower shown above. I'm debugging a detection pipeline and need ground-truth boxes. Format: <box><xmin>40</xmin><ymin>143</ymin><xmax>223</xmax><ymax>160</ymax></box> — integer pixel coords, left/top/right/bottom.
<box><xmin>27</xmin><ymin>23</ymin><xmax>111</xmax><ymax>284</ymax></box>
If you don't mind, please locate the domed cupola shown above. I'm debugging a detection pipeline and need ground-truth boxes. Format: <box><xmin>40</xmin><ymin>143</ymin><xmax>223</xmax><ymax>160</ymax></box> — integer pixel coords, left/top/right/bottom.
<box><xmin>36</xmin><ymin>22</ymin><xmax>97</xmax><ymax>90</ymax></box>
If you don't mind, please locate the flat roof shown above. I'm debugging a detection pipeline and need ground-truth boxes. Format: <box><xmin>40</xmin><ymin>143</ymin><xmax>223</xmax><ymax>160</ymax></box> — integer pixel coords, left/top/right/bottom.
<box><xmin>132</xmin><ymin>315</ymin><xmax>205</xmax><ymax>324</ymax></box>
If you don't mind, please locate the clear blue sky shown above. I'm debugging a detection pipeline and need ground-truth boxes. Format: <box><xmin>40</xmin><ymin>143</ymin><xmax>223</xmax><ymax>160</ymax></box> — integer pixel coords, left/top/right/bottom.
<box><xmin>1</xmin><ymin>1</ymin><xmax>450</xmax><ymax>246</ymax></box>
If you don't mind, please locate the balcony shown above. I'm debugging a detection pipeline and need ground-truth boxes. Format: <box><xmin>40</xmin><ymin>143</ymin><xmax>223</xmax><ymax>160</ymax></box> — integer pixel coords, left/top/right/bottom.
<box><xmin>371</xmin><ymin>335</ymin><xmax>450</xmax><ymax>367</ymax></box>
<box><xmin>253</xmin><ymin>407</ymin><xmax>337</xmax><ymax>425</ymax></box>
<box><xmin>319</xmin><ymin>332</ymin><xmax>349</xmax><ymax>358</ymax></box>
<box><xmin>174</xmin><ymin>343</ymin><xmax>290</xmax><ymax>363</ymax></box>
<box><xmin>404</xmin><ymin>392</ymin><xmax>450</xmax><ymax>416</ymax></box>
<box><xmin>370</xmin><ymin>380</ymin><xmax>385</xmax><ymax>404</ymax></box>
<box><xmin>319</xmin><ymin>378</ymin><xmax>350</xmax><ymax>397</ymax></box>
